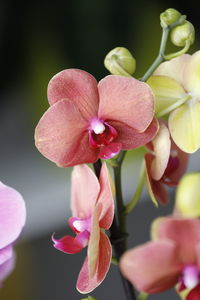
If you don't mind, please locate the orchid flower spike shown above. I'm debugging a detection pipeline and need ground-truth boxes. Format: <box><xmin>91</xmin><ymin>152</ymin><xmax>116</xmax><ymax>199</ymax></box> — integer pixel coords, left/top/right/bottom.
<box><xmin>0</xmin><ymin>182</ymin><xmax>26</xmax><ymax>286</ymax></box>
<box><xmin>145</xmin><ymin>121</ymin><xmax>188</xmax><ymax>205</ymax></box>
<box><xmin>52</xmin><ymin>163</ymin><xmax>114</xmax><ymax>294</ymax></box>
<box><xmin>35</xmin><ymin>69</ymin><xmax>158</xmax><ymax>167</ymax></box>
<box><xmin>147</xmin><ymin>50</ymin><xmax>200</xmax><ymax>153</ymax></box>
<box><xmin>120</xmin><ymin>216</ymin><xmax>200</xmax><ymax>299</ymax></box>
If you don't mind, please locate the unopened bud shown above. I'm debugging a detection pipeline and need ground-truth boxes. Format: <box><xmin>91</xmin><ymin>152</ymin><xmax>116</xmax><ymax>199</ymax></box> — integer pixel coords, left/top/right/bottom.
<box><xmin>171</xmin><ymin>21</ymin><xmax>195</xmax><ymax>46</ymax></box>
<box><xmin>104</xmin><ymin>47</ymin><xmax>136</xmax><ymax>76</ymax></box>
<box><xmin>175</xmin><ymin>172</ymin><xmax>200</xmax><ymax>217</ymax></box>
<box><xmin>160</xmin><ymin>8</ymin><xmax>181</xmax><ymax>28</ymax></box>
<box><xmin>81</xmin><ymin>297</ymin><xmax>97</xmax><ymax>300</ymax></box>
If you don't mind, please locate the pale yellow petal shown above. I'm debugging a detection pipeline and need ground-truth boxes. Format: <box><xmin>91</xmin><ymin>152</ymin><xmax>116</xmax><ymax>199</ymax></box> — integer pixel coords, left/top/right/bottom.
<box><xmin>151</xmin><ymin>122</ymin><xmax>171</xmax><ymax>180</ymax></box>
<box><xmin>169</xmin><ymin>102</ymin><xmax>200</xmax><ymax>153</ymax></box>
<box><xmin>175</xmin><ymin>172</ymin><xmax>200</xmax><ymax>218</ymax></box>
<box><xmin>153</xmin><ymin>54</ymin><xmax>191</xmax><ymax>85</ymax></box>
<box><xmin>183</xmin><ymin>50</ymin><xmax>200</xmax><ymax>98</ymax></box>
<box><xmin>147</xmin><ymin>75</ymin><xmax>187</xmax><ymax>115</ymax></box>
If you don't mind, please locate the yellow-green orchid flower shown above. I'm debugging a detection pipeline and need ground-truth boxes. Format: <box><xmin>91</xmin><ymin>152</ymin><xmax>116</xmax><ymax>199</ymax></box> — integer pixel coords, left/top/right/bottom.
<box><xmin>147</xmin><ymin>51</ymin><xmax>200</xmax><ymax>153</ymax></box>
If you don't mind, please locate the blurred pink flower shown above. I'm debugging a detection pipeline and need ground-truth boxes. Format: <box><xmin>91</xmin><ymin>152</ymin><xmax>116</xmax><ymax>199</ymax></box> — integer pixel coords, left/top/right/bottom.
<box><xmin>0</xmin><ymin>182</ymin><xmax>26</xmax><ymax>286</ymax></box>
<box><xmin>145</xmin><ymin>122</ymin><xmax>188</xmax><ymax>204</ymax></box>
<box><xmin>120</xmin><ymin>217</ymin><xmax>200</xmax><ymax>297</ymax></box>
<box><xmin>35</xmin><ymin>69</ymin><xmax>158</xmax><ymax>167</ymax></box>
<box><xmin>52</xmin><ymin>163</ymin><xmax>114</xmax><ymax>294</ymax></box>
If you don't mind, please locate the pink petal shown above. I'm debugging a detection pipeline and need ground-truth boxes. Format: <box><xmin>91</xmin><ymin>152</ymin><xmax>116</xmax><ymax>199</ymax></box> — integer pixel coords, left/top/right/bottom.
<box><xmin>0</xmin><ymin>253</ymin><xmax>16</xmax><ymax>284</ymax></box>
<box><xmin>0</xmin><ymin>182</ymin><xmax>26</xmax><ymax>249</ymax></box>
<box><xmin>108</xmin><ymin>118</ymin><xmax>158</xmax><ymax>150</ymax></box>
<box><xmin>120</xmin><ymin>240</ymin><xmax>181</xmax><ymax>294</ymax></box>
<box><xmin>166</xmin><ymin>141</ymin><xmax>188</xmax><ymax>185</ymax></box>
<box><xmin>145</xmin><ymin>154</ymin><xmax>169</xmax><ymax>205</ymax></box>
<box><xmin>35</xmin><ymin>99</ymin><xmax>99</xmax><ymax>167</ymax></box>
<box><xmin>47</xmin><ymin>69</ymin><xmax>99</xmax><ymax>120</ymax></box>
<box><xmin>99</xmin><ymin>143</ymin><xmax>121</xmax><ymax>159</ymax></box>
<box><xmin>52</xmin><ymin>233</ymin><xmax>87</xmax><ymax>254</ymax></box>
<box><xmin>97</xmin><ymin>163</ymin><xmax>114</xmax><ymax>229</ymax></box>
<box><xmin>98</xmin><ymin>75</ymin><xmax>155</xmax><ymax>132</ymax></box>
<box><xmin>76</xmin><ymin>231</ymin><xmax>112</xmax><ymax>294</ymax></box>
<box><xmin>155</xmin><ymin>217</ymin><xmax>200</xmax><ymax>264</ymax></box>
<box><xmin>0</xmin><ymin>245</ymin><xmax>13</xmax><ymax>265</ymax></box>
<box><xmin>87</xmin><ymin>205</ymin><xmax>101</xmax><ymax>278</ymax></box>
<box><xmin>71</xmin><ymin>164</ymin><xmax>100</xmax><ymax>218</ymax></box>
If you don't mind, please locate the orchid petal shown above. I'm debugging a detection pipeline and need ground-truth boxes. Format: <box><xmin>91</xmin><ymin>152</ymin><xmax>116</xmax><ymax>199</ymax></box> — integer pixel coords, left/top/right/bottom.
<box><xmin>154</xmin><ymin>54</ymin><xmax>190</xmax><ymax>85</ymax></box>
<box><xmin>183</xmin><ymin>50</ymin><xmax>200</xmax><ymax>98</ymax></box>
<box><xmin>169</xmin><ymin>102</ymin><xmax>200</xmax><ymax>153</ymax></box>
<box><xmin>71</xmin><ymin>164</ymin><xmax>100</xmax><ymax>218</ymax></box>
<box><xmin>186</xmin><ymin>283</ymin><xmax>200</xmax><ymax>300</ymax></box>
<box><xmin>88</xmin><ymin>205</ymin><xmax>101</xmax><ymax>278</ymax></box>
<box><xmin>0</xmin><ymin>182</ymin><xmax>26</xmax><ymax>249</ymax></box>
<box><xmin>147</xmin><ymin>75</ymin><xmax>187</xmax><ymax>116</ymax></box>
<box><xmin>99</xmin><ymin>143</ymin><xmax>121</xmax><ymax>159</ymax></box>
<box><xmin>145</xmin><ymin>154</ymin><xmax>168</xmax><ymax>205</ymax></box>
<box><xmin>68</xmin><ymin>217</ymin><xmax>92</xmax><ymax>233</ymax></box>
<box><xmin>98</xmin><ymin>75</ymin><xmax>155</xmax><ymax>132</ymax></box>
<box><xmin>0</xmin><ymin>245</ymin><xmax>13</xmax><ymax>265</ymax></box>
<box><xmin>151</xmin><ymin>122</ymin><xmax>171</xmax><ymax>180</ymax></box>
<box><xmin>77</xmin><ymin>231</ymin><xmax>112</xmax><ymax>294</ymax></box>
<box><xmin>52</xmin><ymin>233</ymin><xmax>86</xmax><ymax>254</ymax></box>
<box><xmin>120</xmin><ymin>240</ymin><xmax>181</xmax><ymax>294</ymax></box>
<box><xmin>47</xmin><ymin>69</ymin><xmax>99</xmax><ymax>119</ymax></box>
<box><xmin>35</xmin><ymin>99</ymin><xmax>99</xmax><ymax>167</ymax></box>
<box><xmin>0</xmin><ymin>253</ymin><xmax>15</xmax><ymax>284</ymax></box>
<box><xmin>152</xmin><ymin>217</ymin><xmax>200</xmax><ymax>264</ymax></box>
<box><xmin>98</xmin><ymin>163</ymin><xmax>114</xmax><ymax>229</ymax></box>
<box><xmin>166</xmin><ymin>141</ymin><xmax>188</xmax><ymax>185</ymax></box>
<box><xmin>109</xmin><ymin>118</ymin><xmax>159</xmax><ymax>150</ymax></box>
<box><xmin>176</xmin><ymin>173</ymin><xmax>200</xmax><ymax>218</ymax></box>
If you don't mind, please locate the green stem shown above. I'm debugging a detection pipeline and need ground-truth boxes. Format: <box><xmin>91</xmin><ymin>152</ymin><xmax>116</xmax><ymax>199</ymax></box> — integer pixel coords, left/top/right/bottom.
<box><xmin>109</xmin><ymin>151</ymin><xmax>136</xmax><ymax>300</ymax></box>
<box><xmin>126</xmin><ymin>160</ymin><xmax>146</xmax><ymax>214</ymax></box>
<box><xmin>137</xmin><ymin>292</ymin><xmax>148</xmax><ymax>300</ymax></box>
<box><xmin>141</xmin><ymin>27</ymin><xmax>169</xmax><ymax>82</ymax></box>
<box><xmin>164</xmin><ymin>39</ymin><xmax>191</xmax><ymax>60</ymax></box>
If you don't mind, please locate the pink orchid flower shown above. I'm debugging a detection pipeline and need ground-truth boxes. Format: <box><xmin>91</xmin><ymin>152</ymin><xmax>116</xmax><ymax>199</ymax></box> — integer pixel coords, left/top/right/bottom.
<box><xmin>52</xmin><ymin>163</ymin><xmax>114</xmax><ymax>294</ymax></box>
<box><xmin>35</xmin><ymin>69</ymin><xmax>158</xmax><ymax>167</ymax></box>
<box><xmin>0</xmin><ymin>182</ymin><xmax>26</xmax><ymax>286</ymax></box>
<box><xmin>120</xmin><ymin>216</ymin><xmax>200</xmax><ymax>299</ymax></box>
<box><xmin>145</xmin><ymin>122</ymin><xmax>188</xmax><ymax>204</ymax></box>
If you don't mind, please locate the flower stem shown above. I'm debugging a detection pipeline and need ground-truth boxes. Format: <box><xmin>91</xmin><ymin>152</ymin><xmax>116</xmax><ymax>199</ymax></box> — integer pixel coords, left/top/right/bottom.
<box><xmin>140</xmin><ymin>27</ymin><xmax>170</xmax><ymax>82</ymax></box>
<box><xmin>109</xmin><ymin>151</ymin><xmax>137</xmax><ymax>300</ymax></box>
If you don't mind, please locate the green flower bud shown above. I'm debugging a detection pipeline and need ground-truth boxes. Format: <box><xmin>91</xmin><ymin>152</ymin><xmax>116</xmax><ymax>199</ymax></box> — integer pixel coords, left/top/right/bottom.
<box><xmin>171</xmin><ymin>21</ymin><xmax>195</xmax><ymax>46</ymax></box>
<box><xmin>175</xmin><ymin>172</ymin><xmax>200</xmax><ymax>217</ymax></box>
<box><xmin>81</xmin><ymin>297</ymin><xmax>97</xmax><ymax>300</ymax></box>
<box><xmin>104</xmin><ymin>47</ymin><xmax>136</xmax><ymax>76</ymax></box>
<box><xmin>160</xmin><ymin>8</ymin><xmax>181</xmax><ymax>28</ymax></box>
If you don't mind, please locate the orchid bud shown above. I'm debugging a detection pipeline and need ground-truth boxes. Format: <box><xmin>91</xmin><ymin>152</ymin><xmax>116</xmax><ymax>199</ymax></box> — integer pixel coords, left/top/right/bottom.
<box><xmin>104</xmin><ymin>47</ymin><xmax>136</xmax><ymax>76</ymax></box>
<box><xmin>160</xmin><ymin>8</ymin><xmax>181</xmax><ymax>28</ymax></box>
<box><xmin>175</xmin><ymin>172</ymin><xmax>200</xmax><ymax>217</ymax></box>
<box><xmin>171</xmin><ymin>21</ymin><xmax>195</xmax><ymax>47</ymax></box>
<box><xmin>81</xmin><ymin>297</ymin><xmax>97</xmax><ymax>300</ymax></box>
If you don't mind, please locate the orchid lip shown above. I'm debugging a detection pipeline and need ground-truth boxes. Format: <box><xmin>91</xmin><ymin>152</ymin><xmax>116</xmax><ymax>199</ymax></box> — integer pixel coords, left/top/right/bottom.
<box><xmin>88</xmin><ymin>119</ymin><xmax>118</xmax><ymax>149</ymax></box>
<box><xmin>180</xmin><ymin>265</ymin><xmax>200</xmax><ymax>290</ymax></box>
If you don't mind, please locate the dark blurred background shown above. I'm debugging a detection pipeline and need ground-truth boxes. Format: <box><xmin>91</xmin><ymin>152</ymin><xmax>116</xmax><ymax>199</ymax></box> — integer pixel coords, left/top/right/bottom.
<box><xmin>1</xmin><ymin>0</ymin><xmax>200</xmax><ymax>299</ymax></box>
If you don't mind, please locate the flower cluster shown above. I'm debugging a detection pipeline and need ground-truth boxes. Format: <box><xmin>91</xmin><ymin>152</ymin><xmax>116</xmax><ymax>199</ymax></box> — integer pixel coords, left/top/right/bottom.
<box><xmin>33</xmin><ymin>7</ymin><xmax>200</xmax><ymax>300</ymax></box>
